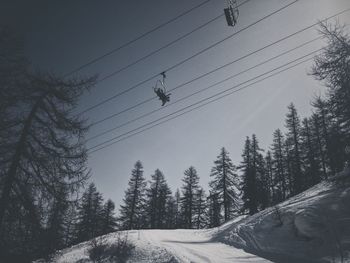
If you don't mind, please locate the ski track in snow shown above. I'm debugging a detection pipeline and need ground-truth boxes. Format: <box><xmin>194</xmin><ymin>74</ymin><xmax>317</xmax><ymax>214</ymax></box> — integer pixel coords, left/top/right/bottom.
<box><xmin>138</xmin><ymin>229</ymin><xmax>272</xmax><ymax>263</ymax></box>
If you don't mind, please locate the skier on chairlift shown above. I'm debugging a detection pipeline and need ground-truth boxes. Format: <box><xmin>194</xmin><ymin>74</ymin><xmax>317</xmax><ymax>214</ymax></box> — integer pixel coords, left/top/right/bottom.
<box><xmin>154</xmin><ymin>87</ymin><xmax>170</xmax><ymax>106</ymax></box>
<box><xmin>153</xmin><ymin>72</ymin><xmax>170</xmax><ymax>106</ymax></box>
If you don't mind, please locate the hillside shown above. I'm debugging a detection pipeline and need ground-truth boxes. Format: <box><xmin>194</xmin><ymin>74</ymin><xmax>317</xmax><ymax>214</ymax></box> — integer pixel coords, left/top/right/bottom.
<box><xmin>44</xmin><ymin>169</ymin><xmax>350</xmax><ymax>263</ymax></box>
<box><xmin>214</xmin><ymin>168</ymin><xmax>350</xmax><ymax>263</ymax></box>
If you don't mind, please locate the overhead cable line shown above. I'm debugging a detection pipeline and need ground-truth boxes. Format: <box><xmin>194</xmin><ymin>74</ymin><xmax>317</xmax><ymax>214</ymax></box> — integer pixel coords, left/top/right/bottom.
<box><xmin>89</xmin><ymin>4</ymin><xmax>350</xmax><ymax>127</ymax></box>
<box><xmin>90</xmin><ymin>12</ymin><xmax>333</xmax><ymax>128</ymax></box>
<box><xmin>87</xmin><ymin>36</ymin><xmax>322</xmax><ymax>141</ymax></box>
<box><xmin>89</xmin><ymin>55</ymin><xmax>316</xmax><ymax>154</ymax></box>
<box><xmin>96</xmin><ymin>0</ymin><xmax>251</xmax><ymax>84</ymax></box>
<box><xmin>79</xmin><ymin>0</ymin><xmax>299</xmax><ymax>115</ymax></box>
<box><xmin>88</xmin><ymin>6</ymin><xmax>350</xmax><ymax>126</ymax></box>
<box><xmin>88</xmin><ymin>48</ymin><xmax>320</xmax><ymax>153</ymax></box>
<box><xmin>63</xmin><ymin>0</ymin><xmax>213</xmax><ymax>77</ymax></box>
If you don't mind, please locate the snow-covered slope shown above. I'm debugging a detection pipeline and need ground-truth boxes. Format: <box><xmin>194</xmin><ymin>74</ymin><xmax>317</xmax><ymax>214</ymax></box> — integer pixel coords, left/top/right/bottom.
<box><xmin>51</xmin><ymin>230</ymin><xmax>177</xmax><ymax>263</ymax></box>
<box><xmin>49</xmin><ymin>228</ymin><xmax>271</xmax><ymax>263</ymax></box>
<box><xmin>45</xmin><ymin>169</ymin><xmax>350</xmax><ymax>263</ymax></box>
<box><xmin>214</xmin><ymin>168</ymin><xmax>350</xmax><ymax>263</ymax></box>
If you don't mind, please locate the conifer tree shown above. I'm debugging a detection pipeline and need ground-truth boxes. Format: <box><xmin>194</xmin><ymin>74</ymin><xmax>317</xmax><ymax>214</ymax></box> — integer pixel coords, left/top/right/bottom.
<box><xmin>75</xmin><ymin>183</ymin><xmax>104</xmax><ymax>242</ymax></box>
<box><xmin>209</xmin><ymin>147</ymin><xmax>240</xmax><ymax>221</ymax></box>
<box><xmin>271</xmin><ymin>129</ymin><xmax>287</xmax><ymax>201</ymax></box>
<box><xmin>118</xmin><ymin>161</ymin><xmax>146</xmax><ymax>230</ymax></box>
<box><xmin>174</xmin><ymin>189</ymin><xmax>181</xmax><ymax>228</ymax></box>
<box><xmin>157</xmin><ymin>180</ymin><xmax>172</xmax><ymax>228</ymax></box>
<box><xmin>92</xmin><ymin>190</ymin><xmax>104</xmax><ymax>236</ymax></box>
<box><xmin>240</xmin><ymin>137</ymin><xmax>255</xmax><ymax>214</ymax></box>
<box><xmin>312</xmin><ymin>97</ymin><xmax>346</xmax><ymax>174</ymax></box>
<box><xmin>311</xmin><ymin>22</ymin><xmax>350</xmax><ymax>164</ymax></box>
<box><xmin>285</xmin><ymin>103</ymin><xmax>303</xmax><ymax>194</ymax></box>
<box><xmin>251</xmin><ymin>135</ymin><xmax>269</xmax><ymax>210</ymax></box>
<box><xmin>44</xmin><ymin>185</ymin><xmax>69</xmax><ymax>256</ymax></box>
<box><xmin>240</xmin><ymin>136</ymin><xmax>267</xmax><ymax>214</ymax></box>
<box><xmin>264</xmin><ymin>151</ymin><xmax>274</xmax><ymax>205</ymax></box>
<box><xmin>311</xmin><ymin>113</ymin><xmax>328</xmax><ymax>179</ymax></box>
<box><xmin>284</xmin><ymin>139</ymin><xmax>294</xmax><ymax>196</ymax></box>
<box><xmin>0</xmin><ymin>28</ymin><xmax>96</xmax><ymax>261</ymax></box>
<box><xmin>101</xmin><ymin>199</ymin><xmax>117</xmax><ymax>235</ymax></box>
<box><xmin>64</xmin><ymin>203</ymin><xmax>78</xmax><ymax>247</ymax></box>
<box><xmin>300</xmin><ymin>118</ymin><xmax>321</xmax><ymax>187</ymax></box>
<box><xmin>327</xmin><ymin>118</ymin><xmax>346</xmax><ymax>173</ymax></box>
<box><xmin>180</xmin><ymin>166</ymin><xmax>200</xmax><ymax>229</ymax></box>
<box><xmin>146</xmin><ymin>169</ymin><xmax>171</xmax><ymax>229</ymax></box>
<box><xmin>312</xmin><ymin>98</ymin><xmax>335</xmax><ymax>174</ymax></box>
<box><xmin>207</xmin><ymin>192</ymin><xmax>221</xmax><ymax>227</ymax></box>
<box><xmin>164</xmin><ymin>195</ymin><xmax>177</xmax><ymax>229</ymax></box>
<box><xmin>193</xmin><ymin>188</ymin><xmax>207</xmax><ymax>229</ymax></box>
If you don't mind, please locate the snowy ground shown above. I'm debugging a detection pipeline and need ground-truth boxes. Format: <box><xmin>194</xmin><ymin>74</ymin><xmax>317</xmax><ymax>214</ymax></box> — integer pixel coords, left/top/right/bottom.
<box><xmin>214</xmin><ymin>169</ymin><xmax>350</xmax><ymax>263</ymax></box>
<box><xmin>51</xmin><ymin>228</ymin><xmax>271</xmax><ymax>263</ymax></box>
<box><xmin>45</xmin><ymin>169</ymin><xmax>350</xmax><ymax>263</ymax></box>
<box><xmin>137</xmin><ymin>229</ymin><xmax>271</xmax><ymax>263</ymax></box>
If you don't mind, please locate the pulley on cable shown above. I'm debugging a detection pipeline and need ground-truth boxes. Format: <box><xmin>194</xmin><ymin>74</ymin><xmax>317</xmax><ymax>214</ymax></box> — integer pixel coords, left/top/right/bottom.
<box><xmin>153</xmin><ymin>72</ymin><xmax>171</xmax><ymax>106</ymax></box>
<box><xmin>224</xmin><ymin>0</ymin><xmax>239</xmax><ymax>27</ymax></box>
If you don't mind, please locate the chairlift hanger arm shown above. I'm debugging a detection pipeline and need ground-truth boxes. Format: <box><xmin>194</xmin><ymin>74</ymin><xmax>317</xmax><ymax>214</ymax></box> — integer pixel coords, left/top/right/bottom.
<box><xmin>161</xmin><ymin>71</ymin><xmax>166</xmax><ymax>79</ymax></box>
<box><xmin>224</xmin><ymin>0</ymin><xmax>239</xmax><ymax>27</ymax></box>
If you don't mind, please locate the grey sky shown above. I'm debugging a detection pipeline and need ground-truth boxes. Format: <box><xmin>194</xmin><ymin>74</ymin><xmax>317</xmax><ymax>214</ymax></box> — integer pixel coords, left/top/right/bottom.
<box><xmin>1</xmin><ymin>0</ymin><xmax>350</xmax><ymax>207</ymax></box>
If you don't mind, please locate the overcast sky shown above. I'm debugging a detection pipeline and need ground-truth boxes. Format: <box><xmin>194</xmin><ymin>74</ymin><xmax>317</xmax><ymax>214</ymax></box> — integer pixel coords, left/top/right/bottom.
<box><xmin>1</xmin><ymin>0</ymin><xmax>350</xmax><ymax>207</ymax></box>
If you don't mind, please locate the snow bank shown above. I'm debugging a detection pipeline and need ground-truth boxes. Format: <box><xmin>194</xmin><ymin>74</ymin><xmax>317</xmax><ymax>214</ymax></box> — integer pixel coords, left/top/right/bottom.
<box><xmin>41</xmin><ymin>231</ymin><xmax>177</xmax><ymax>263</ymax></box>
<box><xmin>45</xmin><ymin>228</ymin><xmax>271</xmax><ymax>263</ymax></box>
<box><xmin>214</xmin><ymin>171</ymin><xmax>350</xmax><ymax>263</ymax></box>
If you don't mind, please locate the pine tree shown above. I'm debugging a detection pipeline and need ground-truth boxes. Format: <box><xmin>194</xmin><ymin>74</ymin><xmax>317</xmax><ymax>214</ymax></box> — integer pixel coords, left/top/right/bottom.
<box><xmin>311</xmin><ymin>22</ymin><xmax>350</xmax><ymax>164</ymax></box>
<box><xmin>75</xmin><ymin>184</ymin><xmax>93</xmax><ymax>243</ymax></box>
<box><xmin>312</xmin><ymin>97</ymin><xmax>346</xmax><ymax>174</ymax></box>
<box><xmin>270</xmin><ymin>129</ymin><xmax>287</xmax><ymax>201</ymax></box>
<box><xmin>118</xmin><ymin>161</ymin><xmax>146</xmax><ymax>230</ymax></box>
<box><xmin>312</xmin><ymin>98</ymin><xmax>335</xmax><ymax>174</ymax></box>
<box><xmin>193</xmin><ymin>188</ymin><xmax>207</xmax><ymax>229</ymax></box>
<box><xmin>180</xmin><ymin>166</ymin><xmax>200</xmax><ymax>229</ymax></box>
<box><xmin>251</xmin><ymin>135</ymin><xmax>269</xmax><ymax>210</ymax></box>
<box><xmin>44</xmin><ymin>185</ymin><xmax>69</xmax><ymax>256</ymax></box>
<box><xmin>328</xmin><ymin>119</ymin><xmax>346</xmax><ymax>172</ymax></box>
<box><xmin>91</xmin><ymin>188</ymin><xmax>104</xmax><ymax>237</ymax></box>
<box><xmin>285</xmin><ymin>103</ymin><xmax>303</xmax><ymax>194</ymax></box>
<box><xmin>209</xmin><ymin>147</ymin><xmax>240</xmax><ymax>221</ymax></box>
<box><xmin>207</xmin><ymin>192</ymin><xmax>221</xmax><ymax>227</ymax></box>
<box><xmin>311</xmin><ymin>113</ymin><xmax>328</xmax><ymax>179</ymax></box>
<box><xmin>63</xmin><ymin>203</ymin><xmax>78</xmax><ymax>247</ymax></box>
<box><xmin>264</xmin><ymin>151</ymin><xmax>274</xmax><ymax>205</ymax></box>
<box><xmin>157</xmin><ymin>179</ymin><xmax>172</xmax><ymax>228</ymax></box>
<box><xmin>300</xmin><ymin>118</ymin><xmax>321</xmax><ymax>187</ymax></box>
<box><xmin>164</xmin><ymin>195</ymin><xmax>177</xmax><ymax>229</ymax></box>
<box><xmin>0</xmin><ymin>28</ymin><xmax>96</xmax><ymax>261</ymax></box>
<box><xmin>240</xmin><ymin>136</ymin><xmax>260</xmax><ymax>213</ymax></box>
<box><xmin>240</xmin><ymin>135</ymin><xmax>267</xmax><ymax>214</ymax></box>
<box><xmin>75</xmin><ymin>183</ymin><xmax>104</xmax><ymax>242</ymax></box>
<box><xmin>146</xmin><ymin>169</ymin><xmax>171</xmax><ymax>229</ymax></box>
<box><xmin>2</xmin><ymin>184</ymin><xmax>43</xmax><ymax>261</ymax></box>
<box><xmin>174</xmin><ymin>189</ymin><xmax>181</xmax><ymax>228</ymax></box>
<box><xmin>284</xmin><ymin>139</ymin><xmax>295</xmax><ymax>196</ymax></box>
<box><xmin>101</xmin><ymin>199</ymin><xmax>117</xmax><ymax>235</ymax></box>
<box><xmin>240</xmin><ymin>137</ymin><xmax>256</xmax><ymax>215</ymax></box>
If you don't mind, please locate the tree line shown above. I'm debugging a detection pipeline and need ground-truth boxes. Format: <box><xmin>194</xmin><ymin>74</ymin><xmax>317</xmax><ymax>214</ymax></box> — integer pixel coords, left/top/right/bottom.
<box><xmin>0</xmin><ymin>22</ymin><xmax>349</xmax><ymax>262</ymax></box>
<box><xmin>117</xmin><ymin>149</ymin><xmax>240</xmax><ymax>230</ymax></box>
